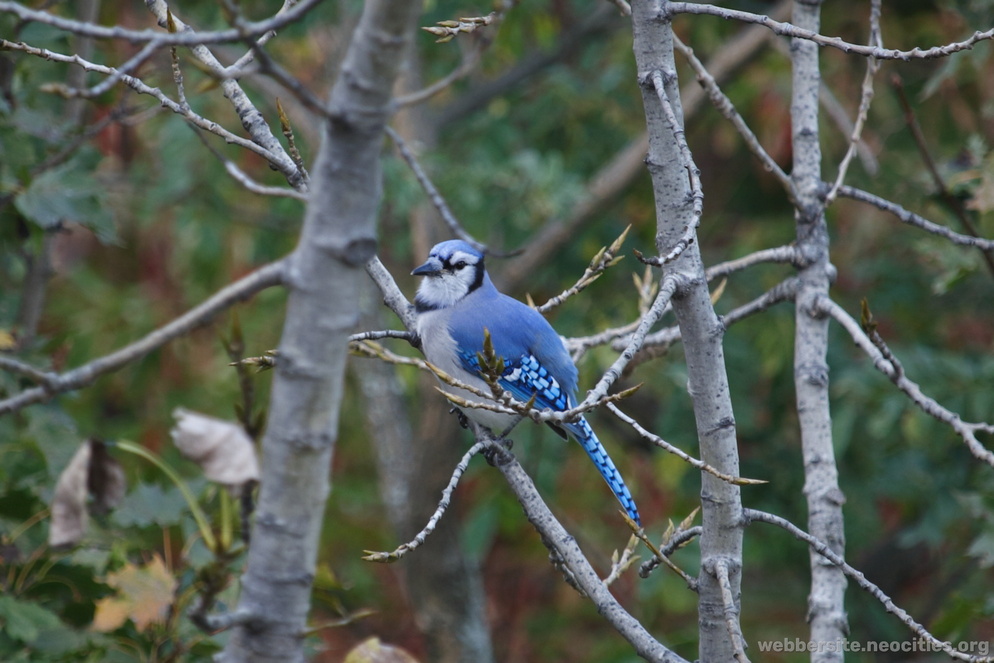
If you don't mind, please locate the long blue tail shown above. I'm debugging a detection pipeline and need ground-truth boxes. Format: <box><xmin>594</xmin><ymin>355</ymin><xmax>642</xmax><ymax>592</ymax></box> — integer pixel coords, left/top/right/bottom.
<box><xmin>566</xmin><ymin>417</ymin><xmax>641</xmax><ymax>526</ymax></box>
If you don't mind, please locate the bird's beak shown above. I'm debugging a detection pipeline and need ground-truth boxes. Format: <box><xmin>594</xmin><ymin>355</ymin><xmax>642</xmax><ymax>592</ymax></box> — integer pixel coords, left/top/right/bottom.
<box><xmin>411</xmin><ymin>257</ymin><xmax>442</xmax><ymax>276</ymax></box>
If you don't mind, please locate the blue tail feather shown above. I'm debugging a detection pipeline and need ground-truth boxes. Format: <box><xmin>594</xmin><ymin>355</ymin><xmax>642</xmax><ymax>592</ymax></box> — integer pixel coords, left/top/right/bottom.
<box><xmin>567</xmin><ymin>417</ymin><xmax>641</xmax><ymax>526</ymax></box>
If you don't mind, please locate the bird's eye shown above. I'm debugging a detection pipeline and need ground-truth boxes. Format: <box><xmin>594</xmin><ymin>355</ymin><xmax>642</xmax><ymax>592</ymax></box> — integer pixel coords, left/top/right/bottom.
<box><xmin>453</xmin><ymin>261</ymin><xmax>467</xmax><ymax>270</ymax></box>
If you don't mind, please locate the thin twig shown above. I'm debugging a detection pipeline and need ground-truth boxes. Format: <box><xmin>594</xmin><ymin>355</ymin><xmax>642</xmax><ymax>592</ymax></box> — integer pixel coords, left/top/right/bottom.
<box><xmin>607</xmin><ymin>403</ymin><xmax>765</xmax><ymax>486</ymax></box>
<box><xmin>222</xmin><ymin>0</ymin><xmax>301</xmax><ymax>76</ymax></box>
<box><xmin>58</xmin><ymin>39</ymin><xmax>160</xmax><ymax>98</ymax></box>
<box><xmin>0</xmin><ymin>357</ymin><xmax>58</xmax><ymax>387</ymax></box>
<box><xmin>603</xmin><ymin>534</ymin><xmax>641</xmax><ymax>586</ymax></box>
<box><xmin>824</xmin><ymin>0</ymin><xmax>881</xmax><ymax>205</ymax></box>
<box><xmin>638</xmin><ymin>526</ymin><xmax>701</xmax><ymax>578</ymax></box>
<box><xmin>713</xmin><ymin>559</ymin><xmax>750</xmax><ymax>663</ymax></box>
<box><xmin>396</xmin><ymin>0</ymin><xmax>514</xmax><ymax>108</ymax></box>
<box><xmin>363</xmin><ymin>440</ymin><xmax>488</xmax><ymax>562</ymax></box>
<box><xmin>744</xmin><ymin>509</ymin><xmax>994</xmax><ymax>662</ymax></box>
<box><xmin>276</xmin><ymin>99</ymin><xmax>309</xmax><ymax>177</ymax></box>
<box><xmin>640</xmin><ymin>69</ymin><xmax>703</xmax><ymax>266</ymax></box>
<box><xmin>385</xmin><ymin>126</ymin><xmax>488</xmax><ymax>253</ymax></box>
<box><xmin>891</xmin><ymin>74</ymin><xmax>994</xmax><ymax>278</ymax></box>
<box><xmin>673</xmin><ymin>36</ymin><xmax>794</xmax><ymax>201</ymax></box>
<box><xmin>191</xmin><ymin>127</ymin><xmax>308</xmax><ymax>200</ymax></box>
<box><xmin>170</xmin><ymin>41</ymin><xmax>189</xmax><ymax>111</ymax></box>
<box><xmin>364</xmin><ymin>255</ymin><xmax>418</xmax><ymax>332</ymax></box>
<box><xmin>581</xmin><ymin>275</ymin><xmax>680</xmax><ymax>407</ymax></box>
<box><xmin>1</xmin><ymin>40</ymin><xmax>292</xmax><ymax>173</ymax></box>
<box><xmin>143</xmin><ymin>0</ymin><xmax>306</xmax><ymax>190</ymax></box>
<box><xmin>0</xmin><ymin>259</ymin><xmax>286</xmax><ymax>416</ymax></box>
<box><xmin>663</xmin><ymin>3</ymin><xmax>994</xmax><ymax>61</ymax></box>
<box><xmin>835</xmin><ymin>185</ymin><xmax>994</xmax><ymax>249</ymax></box>
<box><xmin>536</xmin><ymin>226</ymin><xmax>630</xmax><ymax>313</ymax></box>
<box><xmin>818</xmin><ymin>296</ymin><xmax>994</xmax><ymax>468</ymax></box>
<box><xmin>633</xmin><ymin>277</ymin><xmax>797</xmax><ymax>355</ymax></box>
<box><xmin>349</xmin><ymin>330</ymin><xmax>415</xmax><ymax>344</ymax></box>
<box><xmin>0</xmin><ymin>0</ymin><xmax>322</xmax><ymax>46</ymax></box>
<box><xmin>704</xmin><ymin>246</ymin><xmax>800</xmax><ymax>281</ymax></box>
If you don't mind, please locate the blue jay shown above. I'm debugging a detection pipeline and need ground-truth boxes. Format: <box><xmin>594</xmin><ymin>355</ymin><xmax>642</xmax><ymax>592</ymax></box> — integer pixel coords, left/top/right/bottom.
<box><xmin>412</xmin><ymin>239</ymin><xmax>641</xmax><ymax>526</ymax></box>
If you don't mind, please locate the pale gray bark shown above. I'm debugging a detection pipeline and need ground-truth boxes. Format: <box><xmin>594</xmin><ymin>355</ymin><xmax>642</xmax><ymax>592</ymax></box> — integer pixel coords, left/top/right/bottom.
<box><xmin>219</xmin><ymin>1</ymin><xmax>422</xmax><ymax>660</ymax></box>
<box><xmin>630</xmin><ymin>2</ymin><xmax>744</xmax><ymax>661</ymax></box>
<box><xmin>789</xmin><ymin>1</ymin><xmax>848</xmax><ymax>659</ymax></box>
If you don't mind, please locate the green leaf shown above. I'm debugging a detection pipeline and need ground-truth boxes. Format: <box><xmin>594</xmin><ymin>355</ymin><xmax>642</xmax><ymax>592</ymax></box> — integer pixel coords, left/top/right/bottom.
<box><xmin>967</xmin><ymin>529</ymin><xmax>994</xmax><ymax>568</ymax></box>
<box><xmin>112</xmin><ymin>482</ymin><xmax>189</xmax><ymax>528</ymax></box>
<box><xmin>0</xmin><ymin>595</ymin><xmax>62</xmax><ymax>643</ymax></box>
<box><xmin>14</xmin><ymin>158</ymin><xmax>116</xmax><ymax>243</ymax></box>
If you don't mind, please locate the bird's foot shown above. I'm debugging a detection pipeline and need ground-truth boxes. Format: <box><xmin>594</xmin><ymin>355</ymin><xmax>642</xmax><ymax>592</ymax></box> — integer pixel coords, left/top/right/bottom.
<box><xmin>482</xmin><ymin>435</ymin><xmax>513</xmax><ymax>466</ymax></box>
<box><xmin>449</xmin><ymin>407</ymin><xmax>471</xmax><ymax>429</ymax></box>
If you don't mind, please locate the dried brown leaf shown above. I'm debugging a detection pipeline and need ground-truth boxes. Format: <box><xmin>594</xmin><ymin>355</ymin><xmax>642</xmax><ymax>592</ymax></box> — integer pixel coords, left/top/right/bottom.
<box><xmin>171</xmin><ymin>408</ymin><xmax>259</xmax><ymax>490</ymax></box>
<box><xmin>49</xmin><ymin>443</ymin><xmax>91</xmax><ymax>548</ymax></box>
<box><xmin>49</xmin><ymin>439</ymin><xmax>126</xmax><ymax>547</ymax></box>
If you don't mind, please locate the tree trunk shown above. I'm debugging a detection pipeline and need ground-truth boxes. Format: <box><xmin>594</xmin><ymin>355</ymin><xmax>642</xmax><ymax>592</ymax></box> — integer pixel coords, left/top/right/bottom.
<box><xmin>790</xmin><ymin>1</ymin><xmax>849</xmax><ymax>658</ymax></box>
<box><xmin>630</xmin><ymin>2</ymin><xmax>744</xmax><ymax>661</ymax></box>
<box><xmin>221</xmin><ymin>2</ymin><xmax>422</xmax><ymax>660</ymax></box>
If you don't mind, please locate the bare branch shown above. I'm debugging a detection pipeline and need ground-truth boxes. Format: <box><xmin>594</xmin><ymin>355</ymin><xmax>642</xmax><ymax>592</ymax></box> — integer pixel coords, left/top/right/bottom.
<box><xmin>673</xmin><ymin>36</ymin><xmax>793</xmax><ymax>199</ymax></box>
<box><xmin>396</xmin><ymin>2</ymin><xmax>513</xmax><ymax>107</ymax></box>
<box><xmin>890</xmin><ymin>75</ymin><xmax>994</xmax><ymax>277</ymax></box>
<box><xmin>536</xmin><ymin>225</ymin><xmax>630</xmax><ymax>313</ymax></box>
<box><xmin>363</xmin><ymin>440</ymin><xmax>488</xmax><ymax>562</ymax></box>
<box><xmin>143</xmin><ymin>0</ymin><xmax>307</xmax><ymax>189</ymax></box>
<box><xmin>705</xmin><ymin>246</ymin><xmax>799</xmax><ymax>281</ymax></box>
<box><xmin>824</xmin><ymin>0</ymin><xmax>881</xmax><ymax>205</ymax></box>
<box><xmin>385</xmin><ymin>126</ymin><xmax>488</xmax><ymax>252</ymax></box>
<box><xmin>635</xmin><ymin>277</ymin><xmax>797</xmax><ymax>354</ymax></box>
<box><xmin>744</xmin><ymin>509</ymin><xmax>994</xmax><ymax>663</ymax></box>
<box><xmin>221</xmin><ymin>0</ymin><xmax>302</xmax><ymax>76</ymax></box>
<box><xmin>0</xmin><ymin>259</ymin><xmax>286</xmax><ymax>416</ymax></box>
<box><xmin>639</xmin><ymin>526</ymin><xmax>702</xmax><ymax>578</ymax></box>
<box><xmin>607</xmin><ymin>403</ymin><xmax>764</xmax><ymax>486</ymax></box>
<box><xmin>191</xmin><ymin>127</ymin><xmax>309</xmax><ymax>200</ymax></box>
<box><xmin>0</xmin><ymin>356</ymin><xmax>57</xmax><ymax>387</ymax></box>
<box><xmin>663</xmin><ymin>3</ymin><xmax>994</xmax><ymax>61</ymax></box>
<box><xmin>349</xmin><ymin>330</ymin><xmax>415</xmax><ymax>344</ymax></box>
<box><xmin>0</xmin><ymin>0</ymin><xmax>322</xmax><ymax>47</ymax></box>
<box><xmin>834</xmin><ymin>185</ymin><xmax>994</xmax><ymax>250</ymax></box>
<box><xmin>603</xmin><ymin>534</ymin><xmax>640</xmax><ymax>586</ymax></box>
<box><xmin>639</xmin><ymin>69</ymin><xmax>703</xmax><ymax>266</ymax></box>
<box><xmin>0</xmin><ymin>39</ymin><xmax>292</xmax><ymax>171</ymax></box>
<box><xmin>364</xmin><ymin>256</ymin><xmax>417</xmax><ymax>332</ymax></box>
<box><xmin>581</xmin><ymin>275</ymin><xmax>679</xmax><ymax>407</ymax></box>
<box><xmin>818</xmin><ymin>296</ymin><xmax>994</xmax><ymax>468</ymax></box>
<box><xmin>711</xmin><ymin>559</ymin><xmax>749</xmax><ymax>663</ymax></box>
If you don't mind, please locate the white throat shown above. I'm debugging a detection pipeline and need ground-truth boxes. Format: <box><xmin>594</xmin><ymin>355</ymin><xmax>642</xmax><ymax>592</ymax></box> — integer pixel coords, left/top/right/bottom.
<box><xmin>416</xmin><ymin>269</ymin><xmax>478</xmax><ymax>309</ymax></box>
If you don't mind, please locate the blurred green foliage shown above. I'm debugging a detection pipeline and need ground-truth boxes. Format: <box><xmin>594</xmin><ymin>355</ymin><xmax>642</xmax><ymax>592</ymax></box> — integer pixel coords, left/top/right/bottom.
<box><xmin>1</xmin><ymin>0</ymin><xmax>993</xmax><ymax>661</ymax></box>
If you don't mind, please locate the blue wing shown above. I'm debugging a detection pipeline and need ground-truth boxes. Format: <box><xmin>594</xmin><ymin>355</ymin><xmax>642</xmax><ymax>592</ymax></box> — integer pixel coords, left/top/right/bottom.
<box><xmin>456</xmin><ymin>345</ymin><xmax>643</xmax><ymax>527</ymax></box>
<box><xmin>448</xmin><ymin>287</ymin><xmax>642</xmax><ymax>526</ymax></box>
<box><xmin>457</xmin><ymin>349</ymin><xmax>572</xmax><ymax>413</ymax></box>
